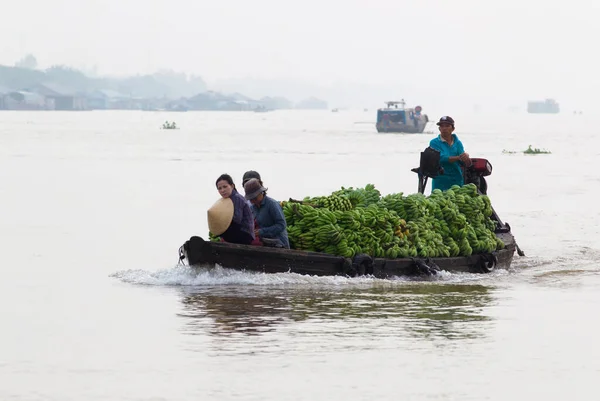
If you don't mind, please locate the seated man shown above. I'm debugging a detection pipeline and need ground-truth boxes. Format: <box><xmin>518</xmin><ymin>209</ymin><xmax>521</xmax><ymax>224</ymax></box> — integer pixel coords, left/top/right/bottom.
<box><xmin>243</xmin><ymin>178</ymin><xmax>290</xmax><ymax>248</ymax></box>
<box><xmin>242</xmin><ymin>170</ymin><xmax>263</xmax><ymax>186</ymax></box>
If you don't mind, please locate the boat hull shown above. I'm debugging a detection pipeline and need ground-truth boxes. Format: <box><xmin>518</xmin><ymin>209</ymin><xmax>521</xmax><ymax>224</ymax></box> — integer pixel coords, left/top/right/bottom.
<box><xmin>181</xmin><ymin>232</ymin><xmax>516</xmax><ymax>278</ymax></box>
<box><xmin>376</xmin><ymin>119</ymin><xmax>428</xmax><ymax>134</ymax></box>
<box><xmin>376</xmin><ymin>124</ymin><xmax>426</xmax><ymax>134</ymax></box>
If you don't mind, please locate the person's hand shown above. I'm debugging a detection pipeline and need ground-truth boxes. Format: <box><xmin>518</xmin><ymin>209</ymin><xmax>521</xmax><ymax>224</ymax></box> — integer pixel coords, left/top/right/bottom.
<box><xmin>460</xmin><ymin>153</ymin><xmax>472</xmax><ymax>166</ymax></box>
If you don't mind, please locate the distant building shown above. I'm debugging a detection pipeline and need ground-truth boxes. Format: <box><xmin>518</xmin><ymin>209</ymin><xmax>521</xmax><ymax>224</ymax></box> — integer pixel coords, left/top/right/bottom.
<box><xmin>186</xmin><ymin>91</ymin><xmax>228</xmax><ymax>110</ymax></box>
<box><xmin>27</xmin><ymin>83</ymin><xmax>86</xmax><ymax>110</ymax></box>
<box><xmin>85</xmin><ymin>89</ymin><xmax>125</xmax><ymax>109</ymax></box>
<box><xmin>222</xmin><ymin>92</ymin><xmax>262</xmax><ymax>110</ymax></box>
<box><xmin>85</xmin><ymin>91</ymin><xmax>109</xmax><ymax>110</ymax></box>
<box><xmin>185</xmin><ymin>91</ymin><xmax>260</xmax><ymax>111</ymax></box>
<box><xmin>0</xmin><ymin>85</ymin><xmax>9</xmax><ymax>109</ymax></box>
<box><xmin>220</xmin><ymin>100</ymin><xmax>253</xmax><ymax>111</ymax></box>
<box><xmin>295</xmin><ymin>97</ymin><xmax>328</xmax><ymax>110</ymax></box>
<box><xmin>3</xmin><ymin>91</ymin><xmax>48</xmax><ymax>110</ymax></box>
<box><xmin>164</xmin><ymin>97</ymin><xmax>191</xmax><ymax>112</ymax></box>
<box><xmin>260</xmin><ymin>96</ymin><xmax>293</xmax><ymax>110</ymax></box>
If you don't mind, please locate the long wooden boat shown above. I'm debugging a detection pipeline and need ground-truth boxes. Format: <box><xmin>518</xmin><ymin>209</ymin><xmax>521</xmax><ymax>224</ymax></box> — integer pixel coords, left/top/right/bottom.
<box><xmin>179</xmin><ymin>231</ymin><xmax>516</xmax><ymax>278</ymax></box>
<box><xmin>180</xmin><ymin>152</ymin><xmax>521</xmax><ymax>278</ymax></box>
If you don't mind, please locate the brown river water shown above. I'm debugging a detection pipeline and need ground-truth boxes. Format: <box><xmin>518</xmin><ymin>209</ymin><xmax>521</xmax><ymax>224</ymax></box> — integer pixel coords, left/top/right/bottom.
<box><xmin>1</xmin><ymin>110</ymin><xmax>598</xmax><ymax>400</ymax></box>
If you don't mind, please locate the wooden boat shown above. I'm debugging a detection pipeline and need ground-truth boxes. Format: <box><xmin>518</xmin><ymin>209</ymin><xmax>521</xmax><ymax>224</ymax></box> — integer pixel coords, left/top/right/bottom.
<box><xmin>179</xmin><ymin>151</ymin><xmax>522</xmax><ymax>278</ymax></box>
<box><xmin>180</xmin><ymin>230</ymin><xmax>515</xmax><ymax>278</ymax></box>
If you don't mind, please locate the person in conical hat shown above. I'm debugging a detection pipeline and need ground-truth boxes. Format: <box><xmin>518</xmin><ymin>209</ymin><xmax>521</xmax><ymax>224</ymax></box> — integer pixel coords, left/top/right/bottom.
<box><xmin>207</xmin><ymin>197</ymin><xmax>234</xmax><ymax>236</ymax></box>
<box><xmin>209</xmin><ymin>174</ymin><xmax>255</xmax><ymax>245</ymax></box>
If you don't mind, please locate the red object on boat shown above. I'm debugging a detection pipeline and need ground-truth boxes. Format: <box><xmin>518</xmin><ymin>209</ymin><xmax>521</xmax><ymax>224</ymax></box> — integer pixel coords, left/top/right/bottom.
<box><xmin>469</xmin><ymin>158</ymin><xmax>492</xmax><ymax>176</ymax></box>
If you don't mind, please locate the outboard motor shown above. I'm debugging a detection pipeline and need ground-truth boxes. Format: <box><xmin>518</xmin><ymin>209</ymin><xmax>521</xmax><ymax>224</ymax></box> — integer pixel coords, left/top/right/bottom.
<box><xmin>459</xmin><ymin>158</ymin><xmax>512</xmax><ymax>234</ymax></box>
<box><xmin>411</xmin><ymin>146</ymin><xmax>443</xmax><ymax>194</ymax></box>
<box><xmin>462</xmin><ymin>158</ymin><xmax>493</xmax><ymax>195</ymax></box>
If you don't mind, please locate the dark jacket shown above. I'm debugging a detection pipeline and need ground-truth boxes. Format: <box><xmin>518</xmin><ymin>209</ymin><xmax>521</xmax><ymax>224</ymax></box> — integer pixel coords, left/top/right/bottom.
<box><xmin>221</xmin><ymin>190</ymin><xmax>255</xmax><ymax>244</ymax></box>
<box><xmin>251</xmin><ymin>195</ymin><xmax>290</xmax><ymax>248</ymax></box>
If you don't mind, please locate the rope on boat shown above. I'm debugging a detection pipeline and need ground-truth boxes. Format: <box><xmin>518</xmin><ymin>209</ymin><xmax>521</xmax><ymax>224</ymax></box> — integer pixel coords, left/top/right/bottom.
<box><xmin>411</xmin><ymin>258</ymin><xmax>441</xmax><ymax>276</ymax></box>
<box><xmin>477</xmin><ymin>253</ymin><xmax>498</xmax><ymax>273</ymax></box>
<box><xmin>177</xmin><ymin>244</ymin><xmax>187</xmax><ymax>266</ymax></box>
<box><xmin>342</xmin><ymin>254</ymin><xmax>374</xmax><ymax>277</ymax></box>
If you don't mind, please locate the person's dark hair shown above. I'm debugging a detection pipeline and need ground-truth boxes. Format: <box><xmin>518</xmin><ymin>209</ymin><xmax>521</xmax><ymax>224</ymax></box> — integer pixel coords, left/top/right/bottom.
<box><xmin>216</xmin><ymin>174</ymin><xmax>235</xmax><ymax>189</ymax></box>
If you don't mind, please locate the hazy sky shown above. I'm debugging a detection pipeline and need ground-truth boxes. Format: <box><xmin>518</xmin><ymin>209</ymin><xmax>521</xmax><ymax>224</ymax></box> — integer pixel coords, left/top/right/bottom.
<box><xmin>3</xmin><ymin>0</ymin><xmax>600</xmax><ymax>107</ymax></box>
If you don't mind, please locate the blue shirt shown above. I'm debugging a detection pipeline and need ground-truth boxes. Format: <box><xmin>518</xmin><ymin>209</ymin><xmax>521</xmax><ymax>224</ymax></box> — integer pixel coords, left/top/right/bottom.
<box><xmin>251</xmin><ymin>195</ymin><xmax>290</xmax><ymax>248</ymax></box>
<box><xmin>429</xmin><ymin>134</ymin><xmax>466</xmax><ymax>192</ymax></box>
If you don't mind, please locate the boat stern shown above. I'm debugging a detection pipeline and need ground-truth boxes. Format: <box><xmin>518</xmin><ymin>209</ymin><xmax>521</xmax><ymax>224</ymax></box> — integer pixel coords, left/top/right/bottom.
<box><xmin>180</xmin><ymin>236</ymin><xmax>214</xmax><ymax>266</ymax></box>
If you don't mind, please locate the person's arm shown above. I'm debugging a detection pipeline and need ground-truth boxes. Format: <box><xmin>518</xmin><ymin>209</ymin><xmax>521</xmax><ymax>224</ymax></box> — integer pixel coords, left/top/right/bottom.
<box><xmin>258</xmin><ymin>200</ymin><xmax>287</xmax><ymax>237</ymax></box>
<box><xmin>230</xmin><ymin>194</ymin><xmax>244</xmax><ymax>224</ymax></box>
<box><xmin>457</xmin><ymin>140</ymin><xmax>472</xmax><ymax>166</ymax></box>
<box><xmin>435</xmin><ymin>140</ymin><xmax>464</xmax><ymax>163</ymax></box>
<box><xmin>241</xmin><ymin>202</ymin><xmax>255</xmax><ymax>231</ymax></box>
<box><xmin>430</xmin><ymin>140</ymin><xmax>453</xmax><ymax>163</ymax></box>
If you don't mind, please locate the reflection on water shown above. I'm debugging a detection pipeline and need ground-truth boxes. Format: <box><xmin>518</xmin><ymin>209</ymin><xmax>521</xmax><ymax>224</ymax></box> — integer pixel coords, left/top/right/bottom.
<box><xmin>530</xmin><ymin>267</ymin><xmax>600</xmax><ymax>289</ymax></box>
<box><xmin>177</xmin><ymin>283</ymin><xmax>496</xmax><ymax>343</ymax></box>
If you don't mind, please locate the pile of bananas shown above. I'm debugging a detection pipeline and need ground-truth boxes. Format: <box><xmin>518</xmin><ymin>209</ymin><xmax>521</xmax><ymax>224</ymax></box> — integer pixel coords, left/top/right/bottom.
<box><xmin>282</xmin><ymin>183</ymin><xmax>504</xmax><ymax>259</ymax></box>
<box><xmin>301</xmin><ymin>194</ymin><xmax>353</xmax><ymax>211</ymax></box>
<box><xmin>331</xmin><ymin>183</ymin><xmax>381</xmax><ymax>208</ymax></box>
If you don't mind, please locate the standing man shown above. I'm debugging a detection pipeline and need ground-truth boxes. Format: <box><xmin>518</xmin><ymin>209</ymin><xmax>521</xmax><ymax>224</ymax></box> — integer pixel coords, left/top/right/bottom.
<box><xmin>429</xmin><ymin>116</ymin><xmax>471</xmax><ymax>192</ymax></box>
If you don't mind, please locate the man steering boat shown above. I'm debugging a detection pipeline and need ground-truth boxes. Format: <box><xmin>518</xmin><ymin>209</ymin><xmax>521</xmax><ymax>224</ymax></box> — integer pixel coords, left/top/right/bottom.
<box><xmin>428</xmin><ymin>116</ymin><xmax>472</xmax><ymax>193</ymax></box>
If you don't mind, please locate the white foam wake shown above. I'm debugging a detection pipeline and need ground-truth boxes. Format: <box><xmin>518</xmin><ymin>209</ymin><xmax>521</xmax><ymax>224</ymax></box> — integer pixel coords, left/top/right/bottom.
<box><xmin>109</xmin><ymin>263</ymin><xmax>498</xmax><ymax>287</ymax></box>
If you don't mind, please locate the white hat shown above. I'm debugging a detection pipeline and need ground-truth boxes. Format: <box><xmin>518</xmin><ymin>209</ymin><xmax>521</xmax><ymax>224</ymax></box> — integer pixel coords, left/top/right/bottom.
<box><xmin>207</xmin><ymin>197</ymin><xmax>234</xmax><ymax>236</ymax></box>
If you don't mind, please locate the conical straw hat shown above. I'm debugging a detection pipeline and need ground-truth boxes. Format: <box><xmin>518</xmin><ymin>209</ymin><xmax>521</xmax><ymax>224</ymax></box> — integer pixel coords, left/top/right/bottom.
<box><xmin>207</xmin><ymin>197</ymin><xmax>234</xmax><ymax>236</ymax></box>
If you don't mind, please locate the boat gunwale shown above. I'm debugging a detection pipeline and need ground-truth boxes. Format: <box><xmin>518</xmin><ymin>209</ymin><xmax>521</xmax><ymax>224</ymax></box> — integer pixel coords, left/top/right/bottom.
<box><xmin>183</xmin><ymin>231</ymin><xmax>516</xmax><ymax>278</ymax></box>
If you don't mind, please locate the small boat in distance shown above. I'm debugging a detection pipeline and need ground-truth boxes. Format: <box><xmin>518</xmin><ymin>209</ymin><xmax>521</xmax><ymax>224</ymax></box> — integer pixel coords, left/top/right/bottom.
<box><xmin>527</xmin><ymin>98</ymin><xmax>560</xmax><ymax>114</ymax></box>
<box><xmin>376</xmin><ymin>100</ymin><xmax>429</xmax><ymax>133</ymax></box>
<box><xmin>253</xmin><ymin>105</ymin><xmax>271</xmax><ymax>113</ymax></box>
<box><xmin>161</xmin><ymin>121</ymin><xmax>178</xmax><ymax>130</ymax></box>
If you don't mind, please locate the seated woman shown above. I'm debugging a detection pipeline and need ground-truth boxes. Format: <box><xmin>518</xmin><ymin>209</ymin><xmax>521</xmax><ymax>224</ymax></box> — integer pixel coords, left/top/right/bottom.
<box><xmin>243</xmin><ymin>178</ymin><xmax>290</xmax><ymax>248</ymax></box>
<box><xmin>211</xmin><ymin>174</ymin><xmax>255</xmax><ymax>245</ymax></box>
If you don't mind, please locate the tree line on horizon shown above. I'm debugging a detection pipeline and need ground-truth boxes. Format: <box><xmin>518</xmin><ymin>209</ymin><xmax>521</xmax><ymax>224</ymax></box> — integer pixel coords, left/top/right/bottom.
<box><xmin>0</xmin><ymin>54</ymin><xmax>330</xmax><ymax>110</ymax></box>
<box><xmin>1</xmin><ymin>54</ymin><xmax>208</xmax><ymax>99</ymax></box>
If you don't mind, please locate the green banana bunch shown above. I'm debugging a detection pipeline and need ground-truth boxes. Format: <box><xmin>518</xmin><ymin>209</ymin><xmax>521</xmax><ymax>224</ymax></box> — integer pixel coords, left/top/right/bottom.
<box><xmin>273</xmin><ymin>183</ymin><xmax>505</xmax><ymax>260</ymax></box>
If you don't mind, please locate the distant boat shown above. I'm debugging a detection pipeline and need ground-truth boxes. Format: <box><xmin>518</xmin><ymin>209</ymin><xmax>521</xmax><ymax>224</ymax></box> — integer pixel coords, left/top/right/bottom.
<box><xmin>331</xmin><ymin>108</ymin><xmax>339</xmax><ymax>112</ymax></box>
<box><xmin>161</xmin><ymin>121</ymin><xmax>179</xmax><ymax>130</ymax></box>
<box><xmin>375</xmin><ymin>100</ymin><xmax>429</xmax><ymax>134</ymax></box>
<box><xmin>253</xmin><ymin>105</ymin><xmax>271</xmax><ymax>113</ymax></box>
<box><xmin>527</xmin><ymin>99</ymin><xmax>559</xmax><ymax>114</ymax></box>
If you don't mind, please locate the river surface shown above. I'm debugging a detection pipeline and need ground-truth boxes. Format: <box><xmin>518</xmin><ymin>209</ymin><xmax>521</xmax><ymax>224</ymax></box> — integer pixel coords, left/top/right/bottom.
<box><xmin>1</xmin><ymin>109</ymin><xmax>598</xmax><ymax>400</ymax></box>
